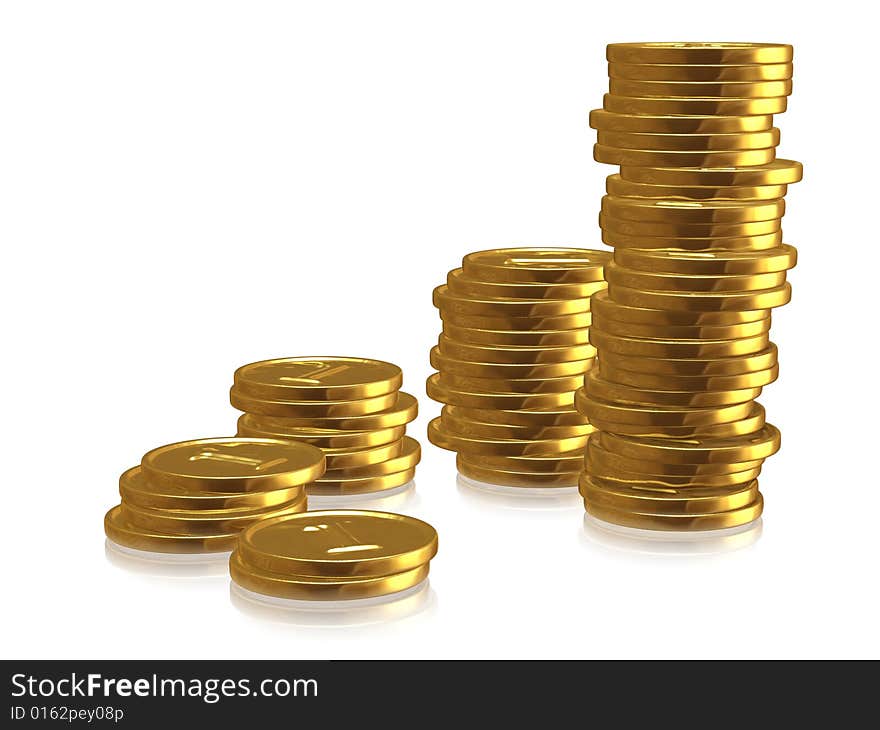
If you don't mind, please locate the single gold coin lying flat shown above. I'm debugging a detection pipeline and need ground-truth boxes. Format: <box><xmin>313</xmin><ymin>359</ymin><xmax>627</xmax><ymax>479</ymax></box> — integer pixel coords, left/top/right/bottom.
<box><xmin>607</xmin><ymin>62</ymin><xmax>793</xmax><ymax>82</ymax></box>
<box><xmin>119</xmin><ymin>466</ymin><xmax>306</xmax><ymax>511</ymax></box>
<box><xmin>589</xmin><ymin>109</ymin><xmax>774</xmax><ymax>134</ymax></box>
<box><xmin>605</xmin><ymin>43</ymin><xmax>793</xmax><ymax>65</ymax></box>
<box><xmin>600</xmin><ymin>213</ymin><xmax>781</xmax><ymax>238</ymax></box>
<box><xmin>590</xmin><ymin>330</ymin><xmax>770</xmax><ymax>359</ymax></box>
<box><xmin>598</xmin><ymin>343</ymin><xmax>777</xmax><ymax>376</ymax></box>
<box><xmin>603</xmin><ymin>94</ymin><xmax>787</xmax><ymax>116</ymax></box>
<box><xmin>323</xmin><ymin>438</ymin><xmax>406</xmax><ymax>470</ymax></box>
<box><xmin>587</xmin><ymin>437</ymin><xmax>763</xmax><ymax>476</ymax></box>
<box><xmin>584</xmin><ymin>369</ymin><xmax>761</xmax><ymax>408</ymax></box>
<box><xmin>594</xmin><ymin>143</ymin><xmax>776</xmax><ymax>168</ymax></box>
<box><xmin>309</xmin><ymin>468</ymin><xmax>417</xmax><ymax>496</ymax></box>
<box><xmin>602</xmin><ymin>229</ymin><xmax>783</xmax><ymax>251</ymax></box>
<box><xmin>592</xmin><ymin>289</ymin><xmax>770</xmax><ymax>326</ymax></box>
<box><xmin>442</xmin><ymin>323</ymin><xmax>591</xmax><ymax>347</ymax></box>
<box><xmin>104</xmin><ymin>505</ymin><xmax>239</xmax><ymax>553</ymax></box>
<box><xmin>447</xmin><ymin>268</ymin><xmax>606</xmax><ymax>300</ymax></box>
<box><xmin>461</xmin><ymin>247</ymin><xmax>609</xmax><ymax>284</ymax></box>
<box><xmin>597</xmin><ymin>128</ymin><xmax>780</xmax><ymax>151</ymax></box>
<box><xmin>438</xmin><ymin>335</ymin><xmax>596</xmax><ymax>364</ymax></box>
<box><xmin>619</xmin><ymin>159</ymin><xmax>803</xmax><ymax>186</ymax></box>
<box><xmin>322</xmin><ymin>437</ymin><xmax>421</xmax><ymax>479</ymax></box>
<box><xmin>438</xmin><ymin>371</ymin><xmax>586</xmax><ymax>395</ymax></box>
<box><xmin>601</xmin><ymin>196</ymin><xmax>784</xmax><ymax>224</ymax></box>
<box><xmin>234</xmin><ymin>392</ymin><xmax>418</xmax><ymax>430</ymax></box>
<box><xmin>440</xmin><ymin>408</ymin><xmax>593</xmax><ymax>440</ymax></box>
<box><xmin>608</xmin><ymin>282</ymin><xmax>791</xmax><ymax>311</ymax></box>
<box><xmin>428</xmin><ymin>417</ymin><xmax>588</xmax><ymax>456</ymax></box>
<box><xmin>613</xmin><ymin>245</ymin><xmax>797</xmax><ymax>276</ymax></box>
<box><xmin>439</xmin><ymin>310</ymin><xmax>593</xmax><ymax>330</ymax></box>
<box><xmin>434</xmin><ymin>285</ymin><xmax>590</xmax><ymax>318</ymax></box>
<box><xmin>430</xmin><ymin>347</ymin><xmax>593</xmax><ymax>380</ymax></box>
<box><xmin>232</xmin><ymin>357</ymin><xmax>402</xmax><ymax>401</ymax></box>
<box><xmin>457</xmin><ymin>458</ymin><xmax>580</xmax><ymax>488</ymax></box>
<box><xmin>598</xmin><ymin>362</ymin><xmax>779</xmax><ymax>392</ymax></box>
<box><xmin>230</xmin><ymin>387</ymin><xmax>399</xmax><ymax>419</ymax></box>
<box><xmin>140</xmin><ymin>437</ymin><xmax>326</xmax><ymax>494</ymax></box>
<box><xmin>605</xmin><ymin>265</ymin><xmax>786</xmax><ymax>293</ymax></box>
<box><xmin>236</xmin><ymin>414</ymin><xmax>406</xmax><ymax>449</ymax></box>
<box><xmin>609</xmin><ymin>78</ymin><xmax>791</xmax><ymax>98</ymax></box>
<box><xmin>605</xmin><ymin>174</ymin><xmax>787</xmax><ymax>201</ymax></box>
<box><xmin>598</xmin><ymin>425</ymin><xmax>781</xmax><ymax>464</ymax></box>
<box><xmin>590</xmin><ymin>312</ymin><xmax>771</xmax><ymax>340</ymax></box>
<box><xmin>443</xmin><ymin>403</ymin><xmax>587</xmax><ymax>428</ymax></box>
<box><xmin>230</xmin><ymin>553</ymin><xmax>430</xmax><ymax>600</ymax></box>
<box><xmin>235</xmin><ymin>509</ymin><xmax>437</xmax><ymax>578</ymax></box>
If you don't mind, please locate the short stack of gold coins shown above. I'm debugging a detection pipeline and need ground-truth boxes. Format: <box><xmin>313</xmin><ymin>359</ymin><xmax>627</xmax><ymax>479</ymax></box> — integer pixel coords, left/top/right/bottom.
<box><xmin>427</xmin><ymin>248</ymin><xmax>610</xmax><ymax>488</ymax></box>
<box><xmin>231</xmin><ymin>357</ymin><xmax>421</xmax><ymax>496</ymax></box>
<box><xmin>104</xmin><ymin>438</ymin><xmax>325</xmax><ymax>553</ymax></box>
<box><xmin>230</xmin><ymin>510</ymin><xmax>438</xmax><ymax>601</ymax></box>
<box><xmin>579</xmin><ymin>42</ymin><xmax>802</xmax><ymax>530</ymax></box>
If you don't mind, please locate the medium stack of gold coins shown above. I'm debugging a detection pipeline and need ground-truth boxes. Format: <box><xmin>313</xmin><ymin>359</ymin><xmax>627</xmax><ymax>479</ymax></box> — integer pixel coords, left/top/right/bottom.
<box><xmin>104</xmin><ymin>438</ymin><xmax>325</xmax><ymax>553</ymax></box>
<box><xmin>427</xmin><ymin>248</ymin><xmax>609</xmax><ymax>487</ymax></box>
<box><xmin>231</xmin><ymin>357</ymin><xmax>421</xmax><ymax>496</ymax></box>
<box><xmin>579</xmin><ymin>42</ymin><xmax>802</xmax><ymax>529</ymax></box>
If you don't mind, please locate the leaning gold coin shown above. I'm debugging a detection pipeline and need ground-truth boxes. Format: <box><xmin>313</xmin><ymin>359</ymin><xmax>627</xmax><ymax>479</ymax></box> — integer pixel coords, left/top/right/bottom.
<box><xmin>229</xmin><ymin>388</ymin><xmax>399</xmax><ymax>419</ymax></box>
<box><xmin>607</xmin><ymin>282</ymin><xmax>792</xmax><ymax>311</ymax></box>
<box><xmin>581</xmin><ymin>476</ymin><xmax>760</xmax><ymax>515</ymax></box>
<box><xmin>308</xmin><ymin>467</ymin><xmax>417</xmax><ymax>496</ymax></box>
<box><xmin>602</xmin><ymin>229</ymin><xmax>783</xmax><ymax>251</ymax></box>
<box><xmin>590</xmin><ymin>312</ymin><xmax>771</xmax><ymax>340</ymax></box>
<box><xmin>434</xmin><ymin>285</ymin><xmax>590</xmax><ymax>318</ymax></box>
<box><xmin>104</xmin><ymin>505</ymin><xmax>239</xmax><ymax>554</ymax></box>
<box><xmin>584</xmin><ymin>369</ymin><xmax>761</xmax><ymax>407</ymax></box>
<box><xmin>321</xmin><ymin>437</ymin><xmax>421</xmax><ymax>480</ymax></box>
<box><xmin>598</xmin><ymin>344</ymin><xmax>778</xmax><ymax>376</ymax></box>
<box><xmin>442</xmin><ymin>323</ymin><xmax>591</xmax><ymax>347</ymax></box>
<box><xmin>592</xmin><ymin>290</ymin><xmax>770</xmax><ymax>326</ymax></box>
<box><xmin>605</xmin><ymin>42</ymin><xmax>793</xmax><ymax>65</ymax></box>
<box><xmin>589</xmin><ymin>109</ymin><xmax>774</xmax><ymax>134</ymax></box>
<box><xmin>586</xmin><ymin>437</ymin><xmax>763</xmax><ymax>476</ymax></box>
<box><xmin>461</xmin><ymin>247</ymin><xmax>609</xmax><ymax>283</ymax></box>
<box><xmin>590</xmin><ymin>330</ymin><xmax>770</xmax><ymax>358</ymax></box>
<box><xmin>426</xmin><ymin>373</ymin><xmax>577</xmax><ymax>410</ymax></box>
<box><xmin>594</xmin><ymin>143</ymin><xmax>776</xmax><ymax>167</ymax></box>
<box><xmin>600</xmin><ymin>213</ymin><xmax>781</xmax><ymax>238</ymax></box>
<box><xmin>605</xmin><ymin>174</ymin><xmax>787</xmax><ymax>201</ymax></box>
<box><xmin>457</xmin><ymin>458</ymin><xmax>580</xmax><ymax>488</ymax></box>
<box><xmin>438</xmin><ymin>335</ymin><xmax>596</xmax><ymax>364</ymax></box>
<box><xmin>603</xmin><ymin>94</ymin><xmax>787</xmax><ymax>116</ymax></box>
<box><xmin>428</xmin><ymin>417</ymin><xmax>588</xmax><ymax>456</ymax></box>
<box><xmin>619</xmin><ymin>159</ymin><xmax>803</xmax><ymax>186</ymax></box>
<box><xmin>430</xmin><ymin>347</ymin><xmax>593</xmax><ymax>379</ymax></box>
<box><xmin>609</xmin><ymin>78</ymin><xmax>791</xmax><ymax>98</ymax></box>
<box><xmin>613</xmin><ymin>245</ymin><xmax>797</xmax><ymax>275</ymax></box>
<box><xmin>601</xmin><ymin>196</ymin><xmax>784</xmax><ymax>224</ymax></box>
<box><xmin>447</xmin><ymin>268</ymin><xmax>606</xmax><ymax>299</ymax></box>
<box><xmin>236</xmin><ymin>414</ymin><xmax>405</xmax><ymax>450</ymax></box>
<box><xmin>607</xmin><ymin>62</ymin><xmax>793</xmax><ymax>82</ymax></box>
<box><xmin>597</xmin><ymin>128</ymin><xmax>780</xmax><ymax>151</ymax></box>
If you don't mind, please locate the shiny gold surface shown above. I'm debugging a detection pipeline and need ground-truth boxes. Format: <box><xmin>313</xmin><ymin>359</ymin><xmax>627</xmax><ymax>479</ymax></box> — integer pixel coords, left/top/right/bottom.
<box><xmin>590</xmin><ymin>313</ymin><xmax>771</xmax><ymax>340</ymax></box>
<box><xmin>105</xmin><ymin>505</ymin><xmax>239</xmax><ymax>554</ymax></box>
<box><xmin>427</xmin><ymin>372</ymin><xmax>577</xmax><ymax>410</ymax></box>
<box><xmin>605</xmin><ymin>43</ymin><xmax>793</xmax><ymax>65</ymax></box>
<box><xmin>434</xmin><ymin>284</ymin><xmax>590</xmax><ymax>317</ymax></box>
<box><xmin>597</xmin><ymin>128</ymin><xmax>779</xmax><ymax>151</ymax></box>
<box><xmin>430</xmin><ymin>347</ymin><xmax>592</xmax><ymax>379</ymax></box>
<box><xmin>461</xmin><ymin>247</ymin><xmax>609</xmax><ymax>283</ymax></box>
<box><xmin>321</xmin><ymin>437</ymin><xmax>421</xmax><ymax>479</ymax></box>
<box><xmin>606</xmin><ymin>174</ymin><xmax>787</xmax><ymax>200</ymax></box>
<box><xmin>590</xmin><ymin>330</ymin><xmax>771</xmax><ymax>358</ymax></box>
<box><xmin>237</xmin><ymin>415</ymin><xmax>406</xmax><ymax>449</ymax></box>
<box><xmin>229</xmin><ymin>387</ymin><xmax>399</xmax><ymax>418</ymax></box>
<box><xmin>590</xmin><ymin>109</ymin><xmax>774</xmax><ymax>133</ymax></box>
<box><xmin>309</xmin><ymin>467</ymin><xmax>417</xmax><ymax>496</ymax></box>
<box><xmin>603</xmin><ymin>94</ymin><xmax>787</xmax><ymax>116</ymax></box>
<box><xmin>613</xmin><ymin>245</ymin><xmax>797</xmax><ymax>275</ymax></box>
<box><xmin>609</xmin><ymin>78</ymin><xmax>791</xmax><ymax>98</ymax></box>
<box><xmin>600</xmin><ymin>213</ymin><xmax>781</xmax><ymax>238</ymax></box>
<box><xmin>457</xmin><ymin>458</ymin><xmax>580</xmax><ymax>487</ymax></box>
<box><xmin>607</xmin><ymin>282</ymin><xmax>791</xmax><ymax>311</ymax></box>
<box><xmin>428</xmin><ymin>417</ymin><xmax>589</xmax><ymax>456</ymax></box>
<box><xmin>447</xmin><ymin>268</ymin><xmax>606</xmax><ymax>299</ymax></box>
<box><xmin>584</xmin><ymin>369</ymin><xmax>761</xmax><ymax>407</ymax></box>
<box><xmin>442</xmin><ymin>323</ymin><xmax>591</xmax><ymax>347</ymax></box>
<box><xmin>594</xmin><ymin>143</ymin><xmax>776</xmax><ymax>167</ymax></box>
<box><xmin>602</xmin><ymin>229</ymin><xmax>783</xmax><ymax>251</ymax></box>
<box><xmin>602</xmin><ymin>196</ymin><xmax>784</xmax><ymax>224</ymax></box>
<box><xmin>619</xmin><ymin>159</ymin><xmax>803</xmax><ymax>186</ymax></box>
<box><xmin>607</xmin><ymin>62</ymin><xmax>793</xmax><ymax>82</ymax></box>
<box><xmin>591</xmin><ymin>289</ymin><xmax>770</xmax><ymax>326</ymax></box>
<box><xmin>437</xmin><ymin>336</ymin><xmax>597</xmax><ymax>364</ymax></box>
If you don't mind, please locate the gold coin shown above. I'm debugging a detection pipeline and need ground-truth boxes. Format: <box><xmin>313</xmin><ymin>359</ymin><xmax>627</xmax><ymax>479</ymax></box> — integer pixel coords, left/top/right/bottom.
<box><xmin>457</xmin><ymin>458</ymin><xmax>580</xmax><ymax>488</ymax></box>
<box><xmin>438</xmin><ymin>335</ymin><xmax>596</xmax><ymax>364</ymax></box>
<box><xmin>442</xmin><ymin>323</ymin><xmax>591</xmax><ymax>347</ymax></box>
<box><xmin>321</xmin><ymin>437</ymin><xmax>421</xmax><ymax>479</ymax></box>
<box><xmin>590</xmin><ymin>330</ymin><xmax>770</xmax><ymax>359</ymax></box>
<box><xmin>232</xmin><ymin>357</ymin><xmax>402</xmax><ymax>401</ymax></box>
<box><xmin>590</xmin><ymin>313</ymin><xmax>771</xmax><ymax>340</ymax></box>
<box><xmin>602</xmin><ymin>229</ymin><xmax>783</xmax><ymax>251</ymax></box>
<box><xmin>461</xmin><ymin>247</ymin><xmax>609</xmax><ymax>283</ymax></box>
<box><xmin>613</xmin><ymin>245</ymin><xmax>797</xmax><ymax>275</ymax></box>
<box><xmin>605</xmin><ymin>174</ymin><xmax>787</xmax><ymax>201</ymax></box>
<box><xmin>440</xmin><ymin>407</ymin><xmax>593</xmax><ymax>440</ymax></box>
<box><xmin>599</xmin><ymin>424</ymin><xmax>781</xmax><ymax>464</ymax></box>
<box><xmin>583</xmin><ymin>403</ymin><xmax>766</xmax><ymax>439</ymax></box>
<box><xmin>602</xmin><ymin>196</ymin><xmax>784</xmax><ymax>224</ymax></box>
<box><xmin>323</xmin><ymin>438</ymin><xmax>406</xmax><ymax>470</ymax></box>
<box><xmin>592</xmin><ymin>290</ymin><xmax>770</xmax><ymax>326</ymax></box>
<box><xmin>427</xmin><ymin>374</ymin><xmax>576</xmax><ymax>410</ymax></box>
<box><xmin>230</xmin><ymin>552</ymin><xmax>430</xmax><ymax>600</ymax></box>
<box><xmin>605</xmin><ymin>43</ymin><xmax>793</xmax><ymax>65</ymax></box>
<box><xmin>434</xmin><ymin>285</ymin><xmax>590</xmax><ymax>317</ymax></box>
<box><xmin>597</xmin><ymin>362</ymin><xmax>779</xmax><ymax>391</ymax></box>
<box><xmin>594</xmin><ymin>143</ymin><xmax>776</xmax><ymax>167</ymax></box>
<box><xmin>619</xmin><ymin>159</ymin><xmax>803</xmax><ymax>186</ymax></box>
<box><xmin>229</xmin><ymin>387</ymin><xmax>399</xmax><ymax>419</ymax></box>
<box><xmin>584</xmin><ymin>368</ymin><xmax>761</xmax><ymax>407</ymax></box>
<box><xmin>437</xmin><ymin>371</ymin><xmax>586</xmax><ymax>395</ymax></box>
<box><xmin>600</xmin><ymin>214</ymin><xmax>781</xmax><ymax>238</ymax></box>
<box><xmin>590</xmin><ymin>109</ymin><xmax>774</xmax><ymax>134</ymax></box>
<box><xmin>576</xmin><ymin>389</ymin><xmax>756</xmax><ymax>426</ymax></box>
<box><xmin>607</xmin><ymin>62</ymin><xmax>793</xmax><ymax>82</ymax></box>
<box><xmin>428</xmin><ymin>417</ymin><xmax>588</xmax><ymax>456</ymax></box>
<box><xmin>118</xmin><ymin>466</ymin><xmax>306</xmax><ymax>511</ymax></box>
<box><xmin>587</xmin><ymin>463</ymin><xmax>762</xmax><ymax>490</ymax></box>
<box><xmin>598</xmin><ymin>343</ymin><xmax>777</xmax><ymax>376</ymax></box>
<box><xmin>234</xmin><ymin>392</ymin><xmax>418</xmax><ymax>430</ymax></box>
<box><xmin>597</xmin><ymin>128</ymin><xmax>780</xmax><ymax>151</ymax></box>
<box><xmin>140</xmin><ymin>438</ymin><xmax>326</xmax><ymax>494</ymax></box>
<box><xmin>609</xmin><ymin>78</ymin><xmax>791</xmax><ymax>98</ymax></box>
<box><xmin>236</xmin><ymin>414</ymin><xmax>405</xmax><ymax>449</ymax></box>
<box><xmin>607</xmin><ymin>282</ymin><xmax>791</xmax><ymax>311</ymax></box>
<box><xmin>587</xmin><ymin>437</ymin><xmax>763</xmax><ymax>476</ymax></box>
<box><xmin>474</xmin><ymin>450</ymin><xmax>586</xmax><ymax>473</ymax></box>
<box><xmin>604</xmin><ymin>266</ymin><xmax>786</xmax><ymax>294</ymax></box>
<box><xmin>118</xmin><ymin>495</ymin><xmax>307</xmax><ymax>536</ymax></box>
<box><xmin>309</xmin><ymin>467</ymin><xmax>417</xmax><ymax>496</ymax></box>
<box><xmin>584</xmin><ymin>491</ymin><xmax>763</xmax><ymax>531</ymax></box>
<box><xmin>603</xmin><ymin>94</ymin><xmax>787</xmax><ymax>116</ymax></box>
<box><xmin>581</xmin><ymin>475</ymin><xmax>760</xmax><ymax>514</ymax></box>
<box><xmin>430</xmin><ymin>347</ymin><xmax>592</xmax><ymax>379</ymax></box>
<box><xmin>447</xmin><ymin>267</ymin><xmax>606</xmax><ymax>299</ymax></box>
<box><xmin>235</xmin><ymin>509</ymin><xmax>437</xmax><ymax>578</ymax></box>
<box><xmin>104</xmin><ymin>505</ymin><xmax>239</xmax><ymax>553</ymax></box>
<box><xmin>439</xmin><ymin>309</ymin><xmax>593</xmax><ymax>331</ymax></box>
<box><xmin>442</xmin><ymin>403</ymin><xmax>587</xmax><ymax>428</ymax></box>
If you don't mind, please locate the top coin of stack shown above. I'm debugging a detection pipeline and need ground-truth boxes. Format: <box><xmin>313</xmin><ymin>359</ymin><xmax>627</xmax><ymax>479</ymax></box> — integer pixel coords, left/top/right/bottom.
<box><xmin>231</xmin><ymin>357</ymin><xmax>420</xmax><ymax>496</ymax></box>
<box><xmin>578</xmin><ymin>42</ymin><xmax>801</xmax><ymax>530</ymax></box>
<box><xmin>104</xmin><ymin>437</ymin><xmax>325</xmax><ymax>553</ymax></box>
<box><xmin>427</xmin><ymin>248</ymin><xmax>609</xmax><ymax>488</ymax></box>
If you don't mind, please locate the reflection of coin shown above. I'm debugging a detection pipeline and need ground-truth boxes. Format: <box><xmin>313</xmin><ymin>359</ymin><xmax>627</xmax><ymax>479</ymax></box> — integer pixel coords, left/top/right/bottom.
<box><xmin>141</xmin><ymin>438</ymin><xmax>326</xmax><ymax>493</ymax></box>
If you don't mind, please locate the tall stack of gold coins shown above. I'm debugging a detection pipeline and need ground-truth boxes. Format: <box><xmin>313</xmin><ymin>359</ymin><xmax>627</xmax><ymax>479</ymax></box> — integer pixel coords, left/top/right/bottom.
<box><xmin>579</xmin><ymin>42</ymin><xmax>802</xmax><ymax>529</ymax></box>
<box><xmin>427</xmin><ymin>248</ymin><xmax>609</xmax><ymax>487</ymax></box>
<box><xmin>104</xmin><ymin>438</ymin><xmax>325</xmax><ymax>553</ymax></box>
<box><xmin>231</xmin><ymin>357</ymin><xmax>421</xmax><ymax>496</ymax></box>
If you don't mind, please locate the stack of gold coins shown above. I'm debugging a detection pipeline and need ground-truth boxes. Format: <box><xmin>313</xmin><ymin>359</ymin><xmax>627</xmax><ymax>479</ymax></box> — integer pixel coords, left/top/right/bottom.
<box><xmin>579</xmin><ymin>42</ymin><xmax>801</xmax><ymax>529</ymax></box>
<box><xmin>427</xmin><ymin>248</ymin><xmax>609</xmax><ymax>487</ymax></box>
<box><xmin>104</xmin><ymin>438</ymin><xmax>325</xmax><ymax>553</ymax></box>
<box><xmin>231</xmin><ymin>357</ymin><xmax>420</xmax><ymax>496</ymax></box>
<box><xmin>230</xmin><ymin>510</ymin><xmax>438</xmax><ymax>601</ymax></box>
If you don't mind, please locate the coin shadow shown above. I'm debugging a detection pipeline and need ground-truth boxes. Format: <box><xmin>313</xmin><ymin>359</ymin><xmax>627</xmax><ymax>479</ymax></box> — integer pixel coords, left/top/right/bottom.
<box><xmin>104</xmin><ymin>539</ymin><xmax>231</xmax><ymax>580</ymax></box>
<box><xmin>456</xmin><ymin>474</ymin><xmax>582</xmax><ymax>513</ymax></box>
<box><xmin>579</xmin><ymin>513</ymin><xmax>764</xmax><ymax>559</ymax></box>
<box><xmin>307</xmin><ymin>480</ymin><xmax>419</xmax><ymax>513</ymax></box>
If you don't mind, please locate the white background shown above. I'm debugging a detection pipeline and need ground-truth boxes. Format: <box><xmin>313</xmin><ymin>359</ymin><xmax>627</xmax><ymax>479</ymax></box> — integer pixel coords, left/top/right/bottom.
<box><xmin>2</xmin><ymin>1</ymin><xmax>878</xmax><ymax>660</ymax></box>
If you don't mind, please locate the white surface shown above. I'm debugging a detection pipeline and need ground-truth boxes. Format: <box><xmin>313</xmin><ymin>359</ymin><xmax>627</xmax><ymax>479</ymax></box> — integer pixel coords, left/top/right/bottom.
<box><xmin>2</xmin><ymin>1</ymin><xmax>878</xmax><ymax>659</ymax></box>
